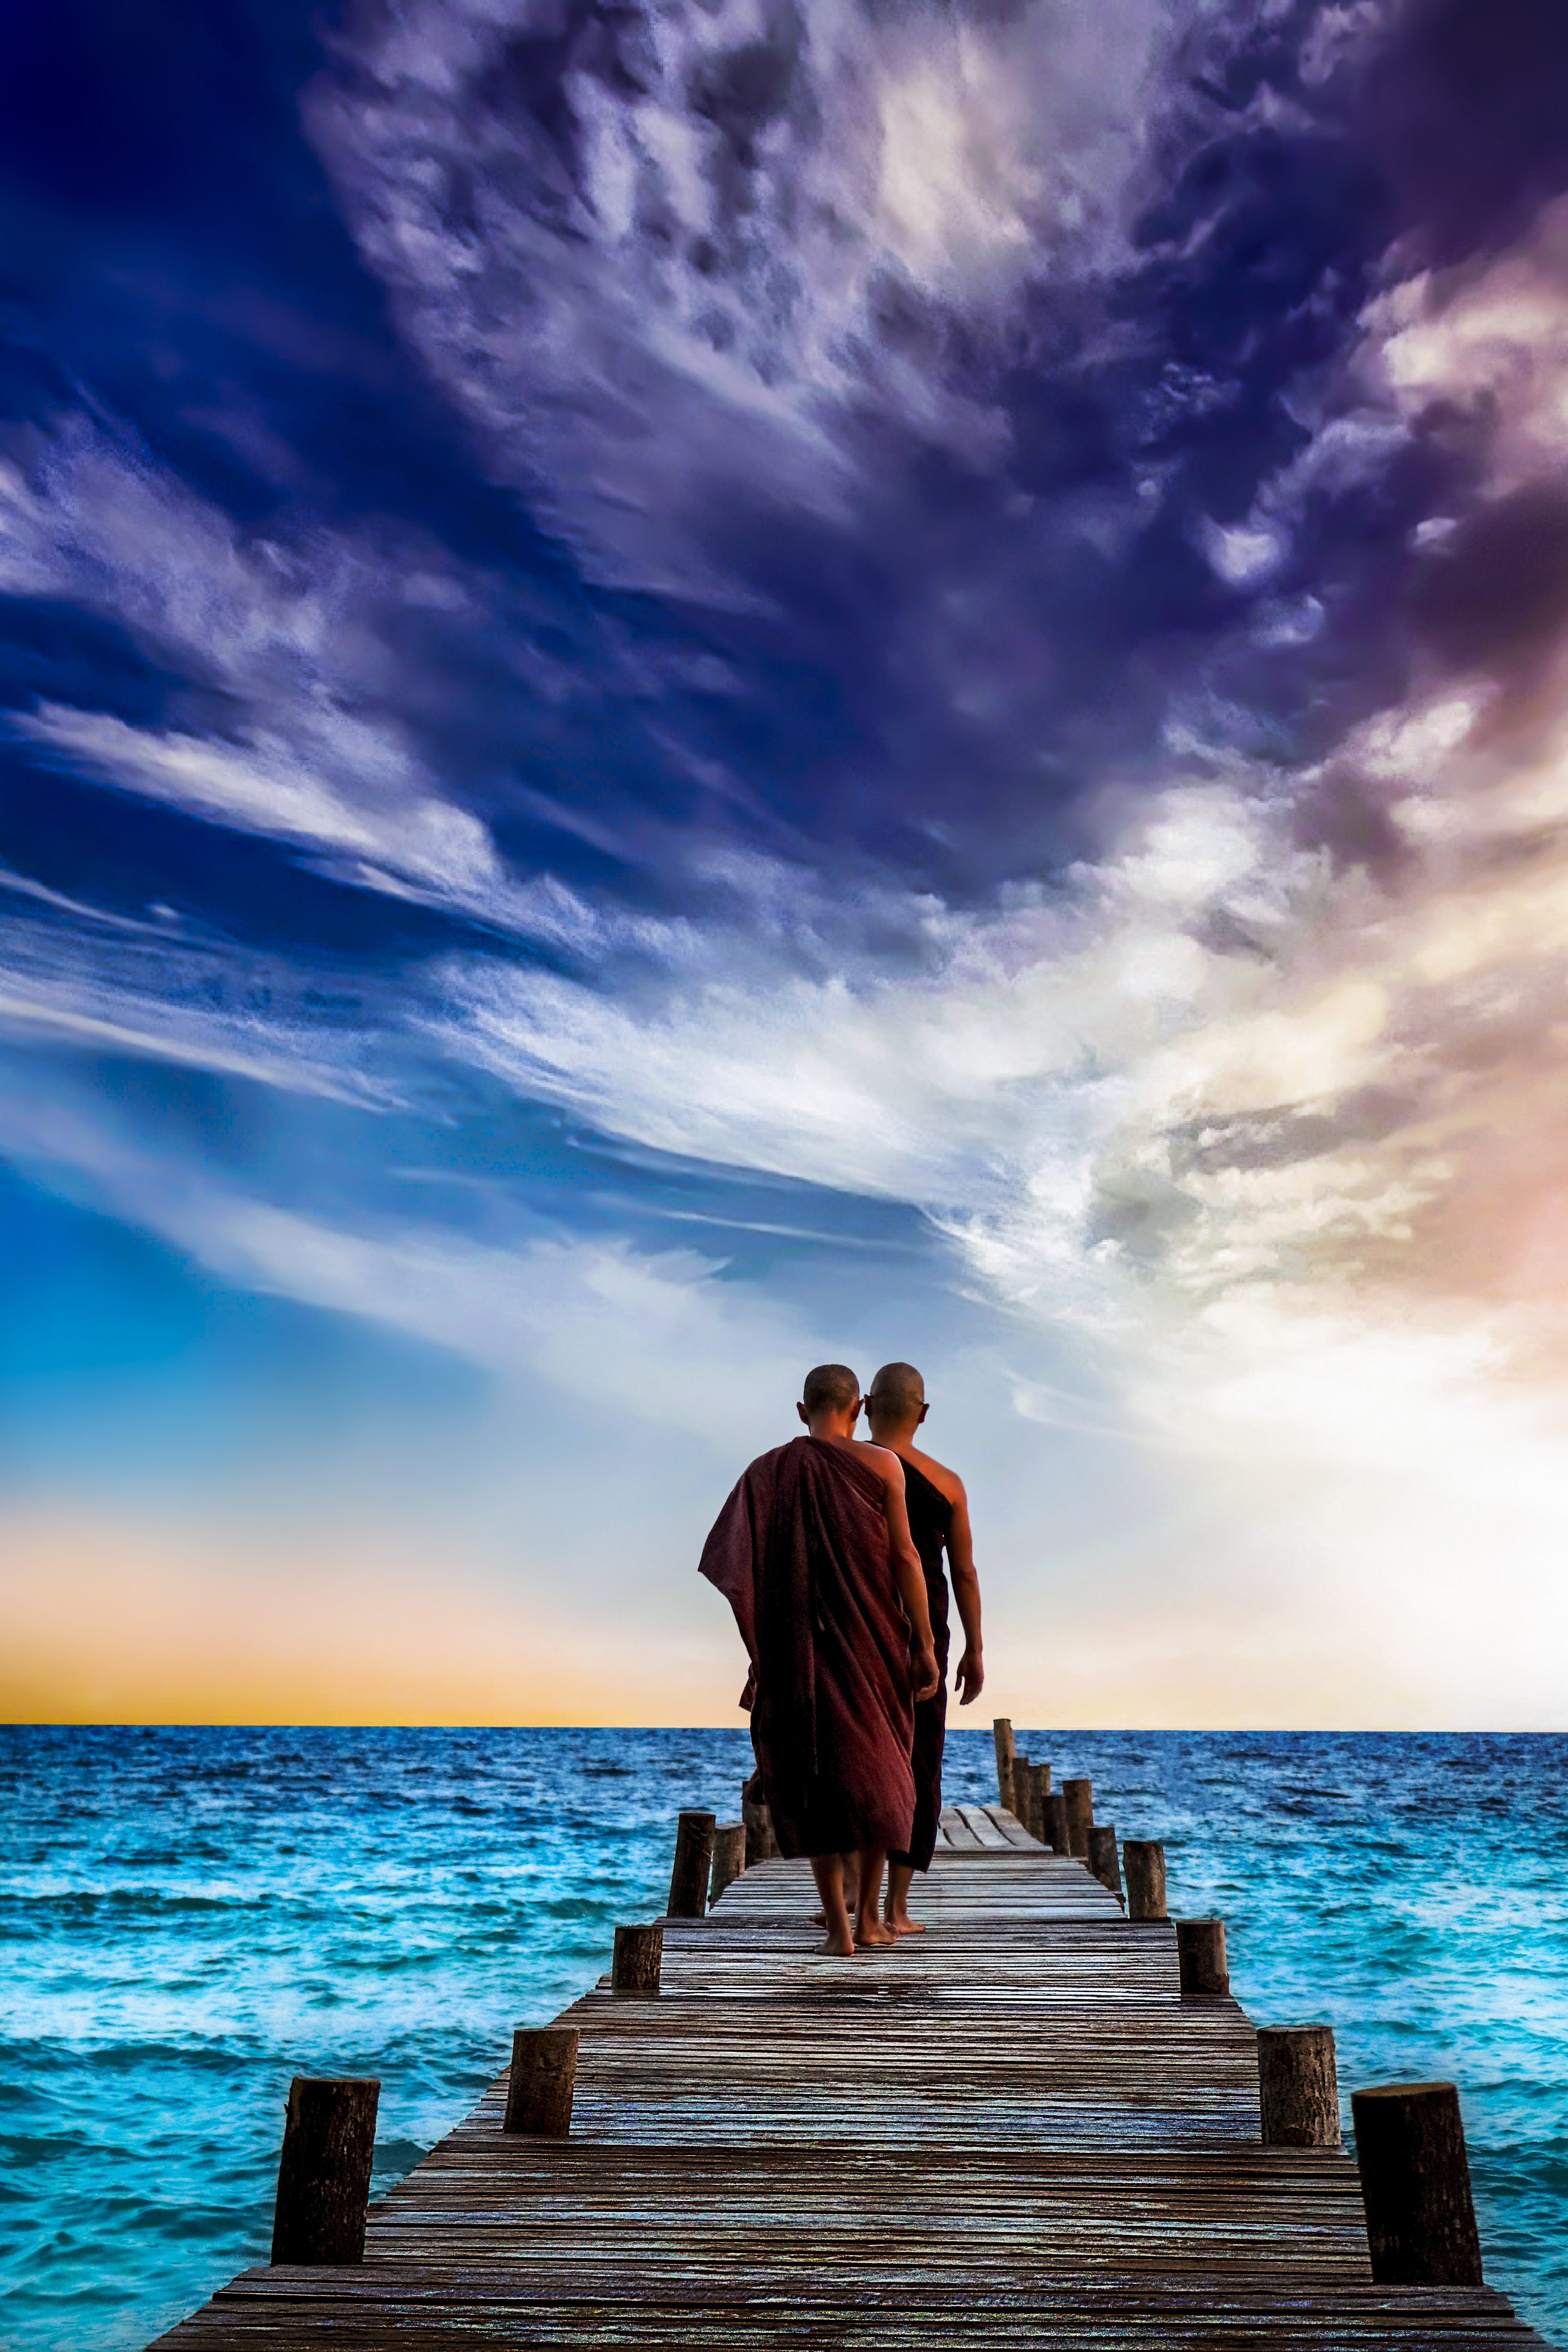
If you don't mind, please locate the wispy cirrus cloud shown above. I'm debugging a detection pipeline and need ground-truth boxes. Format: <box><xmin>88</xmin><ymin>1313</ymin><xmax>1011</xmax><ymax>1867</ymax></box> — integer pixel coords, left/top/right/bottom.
<box><xmin>0</xmin><ymin>891</ymin><xmax>394</xmax><ymax>1103</ymax></box>
<box><xmin>309</xmin><ymin>0</ymin><xmax>1178</xmax><ymax>601</ymax></box>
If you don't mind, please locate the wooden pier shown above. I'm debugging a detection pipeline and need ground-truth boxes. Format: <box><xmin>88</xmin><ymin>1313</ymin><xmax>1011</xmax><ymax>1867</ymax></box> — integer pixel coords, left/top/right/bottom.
<box><xmin>151</xmin><ymin>1793</ymin><xmax>1550</xmax><ymax>2351</ymax></box>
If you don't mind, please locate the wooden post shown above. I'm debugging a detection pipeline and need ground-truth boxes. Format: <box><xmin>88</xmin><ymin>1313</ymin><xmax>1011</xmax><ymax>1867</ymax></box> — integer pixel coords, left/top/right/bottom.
<box><xmin>1123</xmin><ymin>1839</ymin><xmax>1167</xmax><ymax>1921</ymax></box>
<box><xmin>270</xmin><ymin>2076</ymin><xmax>379</xmax><ymax>2265</ymax></box>
<box><xmin>1014</xmin><ymin>1750</ymin><xmax>1032</xmax><ymax>1832</ymax></box>
<box><xmin>503</xmin><ymin>2027</ymin><xmax>579</xmax><ymax>2136</ymax></box>
<box><xmin>1258</xmin><ymin>2026</ymin><xmax>1339</xmax><ymax>2147</ymax></box>
<box><xmin>992</xmin><ymin>1719</ymin><xmax>1016</xmax><ymax>1811</ymax></box>
<box><xmin>1175</xmin><ymin>1917</ymin><xmax>1229</xmax><ymax>1996</ymax></box>
<box><xmin>709</xmin><ymin>1821</ymin><xmax>746</xmax><ymax>1905</ymax></box>
<box><xmin>1352</xmin><ymin>2082</ymin><xmax>1484</xmax><ymax>2286</ymax></box>
<box><xmin>1029</xmin><ymin>1762</ymin><xmax>1051</xmax><ymax>1842</ymax></box>
<box><xmin>742</xmin><ymin>1784</ymin><xmax>779</xmax><ymax>1865</ymax></box>
<box><xmin>1088</xmin><ymin>1823</ymin><xmax>1123</xmax><ymax>1904</ymax></box>
<box><xmin>1062</xmin><ymin>1776</ymin><xmax>1093</xmax><ymax>1860</ymax></box>
<box><xmin>612</xmin><ymin>1923</ymin><xmax>663</xmax><ymax>1996</ymax></box>
<box><xmin>666</xmin><ymin>1810</ymin><xmax>715</xmax><ymax>1919</ymax></box>
<box><xmin>1042</xmin><ymin>1791</ymin><xmax>1069</xmax><ymax>1853</ymax></box>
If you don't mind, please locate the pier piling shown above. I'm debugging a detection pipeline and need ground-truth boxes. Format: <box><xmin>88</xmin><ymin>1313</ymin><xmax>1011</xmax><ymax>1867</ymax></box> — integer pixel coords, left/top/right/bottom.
<box><xmin>1042</xmin><ymin>1789</ymin><xmax>1069</xmax><ymax>1852</ymax></box>
<box><xmin>1352</xmin><ymin>2082</ymin><xmax>1485</xmax><ymax>2287</ymax></box>
<box><xmin>709</xmin><ymin>1820</ymin><xmax>746</xmax><ymax>1904</ymax></box>
<box><xmin>1062</xmin><ymin>1775</ymin><xmax>1093</xmax><ymax>1859</ymax></box>
<box><xmin>611</xmin><ymin>1922</ymin><xmax>663</xmax><ymax>1996</ymax></box>
<box><xmin>503</xmin><ymin>2027</ymin><xmax>579</xmax><ymax>2137</ymax></box>
<box><xmin>1088</xmin><ymin>1822</ymin><xmax>1124</xmax><ymax>1904</ymax></box>
<box><xmin>1176</xmin><ymin>1916</ymin><xmax>1230</xmax><ymax>1996</ymax></box>
<box><xmin>666</xmin><ymin>1810</ymin><xmax>716</xmax><ymax>1918</ymax></box>
<box><xmin>742</xmin><ymin>1785</ymin><xmax>779</xmax><ymax>1865</ymax></box>
<box><xmin>1029</xmin><ymin>1761</ymin><xmax>1051</xmax><ymax>1842</ymax></box>
<box><xmin>269</xmin><ymin>2076</ymin><xmax>378</xmax><ymax>2266</ymax></box>
<box><xmin>1258</xmin><ymin>2025</ymin><xmax>1339</xmax><ymax>2147</ymax></box>
<box><xmin>992</xmin><ymin>1717</ymin><xmax>1015</xmax><ymax>1811</ymax></box>
<box><xmin>1123</xmin><ymin>1837</ymin><xmax>1167</xmax><ymax>1920</ymax></box>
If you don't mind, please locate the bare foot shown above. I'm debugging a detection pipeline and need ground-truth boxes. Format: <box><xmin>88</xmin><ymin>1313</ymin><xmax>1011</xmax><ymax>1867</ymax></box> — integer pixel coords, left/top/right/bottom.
<box><xmin>884</xmin><ymin>1909</ymin><xmax>926</xmax><ymax>1937</ymax></box>
<box><xmin>855</xmin><ymin>1917</ymin><xmax>896</xmax><ymax>1949</ymax></box>
<box><xmin>810</xmin><ymin>1907</ymin><xmax>826</xmax><ymax>1926</ymax></box>
<box><xmin>820</xmin><ymin>1920</ymin><xmax>855</xmax><ymax>1956</ymax></box>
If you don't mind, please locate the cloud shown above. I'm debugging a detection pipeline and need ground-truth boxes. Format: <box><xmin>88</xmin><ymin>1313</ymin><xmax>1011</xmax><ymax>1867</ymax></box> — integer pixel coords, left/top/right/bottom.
<box><xmin>417</xmin><ymin>614</ymin><xmax>1568</xmax><ymax>1512</ymax></box>
<box><xmin>0</xmin><ymin>1067</ymin><xmax>815</xmax><ymax>1448</ymax></box>
<box><xmin>308</xmin><ymin>0</ymin><xmax>1175</xmax><ymax>598</ymax></box>
<box><xmin>0</xmin><ymin>899</ymin><xmax>393</xmax><ymax>1104</ymax></box>
<box><xmin>0</xmin><ymin>419</ymin><xmax>573</xmax><ymax>931</ymax></box>
<box><xmin>1367</xmin><ymin>195</ymin><xmax>1568</xmax><ymax>494</ymax></box>
<box><xmin>12</xmin><ymin>701</ymin><xmax>510</xmax><ymax>912</ymax></box>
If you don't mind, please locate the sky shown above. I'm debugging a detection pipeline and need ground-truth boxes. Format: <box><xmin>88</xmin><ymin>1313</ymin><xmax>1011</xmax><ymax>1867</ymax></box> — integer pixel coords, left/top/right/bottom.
<box><xmin>5</xmin><ymin>0</ymin><xmax>1568</xmax><ymax>1728</ymax></box>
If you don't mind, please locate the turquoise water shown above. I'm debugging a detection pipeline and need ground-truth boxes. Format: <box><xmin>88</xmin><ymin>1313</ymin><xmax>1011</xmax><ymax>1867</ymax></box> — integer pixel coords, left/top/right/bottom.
<box><xmin>2</xmin><ymin>1727</ymin><xmax>1564</xmax><ymax>2349</ymax></box>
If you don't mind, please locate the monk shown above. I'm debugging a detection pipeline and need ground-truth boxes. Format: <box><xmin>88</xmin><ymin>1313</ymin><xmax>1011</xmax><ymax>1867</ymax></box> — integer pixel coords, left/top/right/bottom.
<box><xmin>699</xmin><ymin>1364</ymin><xmax>940</xmax><ymax>1956</ymax></box>
<box><xmin>862</xmin><ymin>1361</ymin><xmax>984</xmax><ymax>1937</ymax></box>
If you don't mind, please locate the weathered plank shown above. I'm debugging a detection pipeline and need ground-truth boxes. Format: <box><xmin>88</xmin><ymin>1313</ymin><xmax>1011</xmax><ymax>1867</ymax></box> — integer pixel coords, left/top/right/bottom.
<box><xmin>149</xmin><ymin>1845</ymin><xmax>1550</xmax><ymax>2350</ymax></box>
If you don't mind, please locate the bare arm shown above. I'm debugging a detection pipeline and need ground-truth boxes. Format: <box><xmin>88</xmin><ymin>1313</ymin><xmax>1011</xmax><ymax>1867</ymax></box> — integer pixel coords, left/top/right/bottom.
<box><xmin>946</xmin><ymin>1479</ymin><xmax>984</xmax><ymax>1704</ymax></box>
<box><xmin>873</xmin><ymin>1455</ymin><xmax>940</xmax><ymax>1699</ymax></box>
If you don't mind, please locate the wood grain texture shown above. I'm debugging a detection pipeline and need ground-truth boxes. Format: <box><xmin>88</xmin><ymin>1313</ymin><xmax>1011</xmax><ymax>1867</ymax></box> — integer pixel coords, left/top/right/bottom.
<box><xmin>150</xmin><ymin>1840</ymin><xmax>1548</xmax><ymax>2349</ymax></box>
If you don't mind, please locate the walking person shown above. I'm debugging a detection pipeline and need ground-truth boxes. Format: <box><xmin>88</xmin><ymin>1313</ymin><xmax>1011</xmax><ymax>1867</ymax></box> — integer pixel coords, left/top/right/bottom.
<box><xmin>699</xmin><ymin>1365</ymin><xmax>940</xmax><ymax>1954</ymax></box>
<box><xmin>862</xmin><ymin>1361</ymin><xmax>984</xmax><ymax>1936</ymax></box>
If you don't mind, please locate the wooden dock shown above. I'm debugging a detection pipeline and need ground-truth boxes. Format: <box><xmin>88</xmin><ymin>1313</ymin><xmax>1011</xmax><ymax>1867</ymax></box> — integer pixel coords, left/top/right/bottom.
<box><xmin>152</xmin><ymin>1802</ymin><xmax>1550</xmax><ymax>2350</ymax></box>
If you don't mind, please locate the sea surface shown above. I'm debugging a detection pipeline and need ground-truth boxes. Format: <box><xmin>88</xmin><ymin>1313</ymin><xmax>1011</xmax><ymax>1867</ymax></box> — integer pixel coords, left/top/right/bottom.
<box><xmin>2</xmin><ymin>1726</ymin><xmax>1564</xmax><ymax>2351</ymax></box>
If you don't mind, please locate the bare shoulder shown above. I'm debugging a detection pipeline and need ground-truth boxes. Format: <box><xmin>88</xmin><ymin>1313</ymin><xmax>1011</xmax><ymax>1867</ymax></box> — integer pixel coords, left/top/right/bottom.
<box><xmin>907</xmin><ymin>1444</ymin><xmax>966</xmax><ymax>1508</ymax></box>
<box><xmin>855</xmin><ymin>1439</ymin><xmax>906</xmax><ymax>1490</ymax></box>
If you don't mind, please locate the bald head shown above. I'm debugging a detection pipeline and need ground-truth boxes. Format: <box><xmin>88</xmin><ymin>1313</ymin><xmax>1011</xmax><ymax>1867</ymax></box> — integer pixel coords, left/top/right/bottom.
<box><xmin>869</xmin><ymin>1361</ymin><xmax>926</xmax><ymax>1419</ymax></box>
<box><xmin>802</xmin><ymin>1362</ymin><xmax>860</xmax><ymax>1417</ymax></box>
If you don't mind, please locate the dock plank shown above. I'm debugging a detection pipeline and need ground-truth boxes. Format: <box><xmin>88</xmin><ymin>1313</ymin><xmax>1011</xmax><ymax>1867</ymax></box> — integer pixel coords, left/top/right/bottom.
<box><xmin>150</xmin><ymin>1847</ymin><xmax>1551</xmax><ymax>2350</ymax></box>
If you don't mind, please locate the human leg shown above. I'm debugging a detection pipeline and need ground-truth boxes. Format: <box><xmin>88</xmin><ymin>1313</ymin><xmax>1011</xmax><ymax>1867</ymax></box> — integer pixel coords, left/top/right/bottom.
<box><xmin>811</xmin><ymin>1849</ymin><xmax>860</xmax><ymax>1926</ymax></box>
<box><xmin>809</xmin><ymin>1853</ymin><xmax>855</xmax><ymax>1955</ymax></box>
<box><xmin>884</xmin><ymin>1859</ymin><xmax>926</xmax><ymax>1935</ymax></box>
<box><xmin>853</xmin><ymin>1845</ymin><xmax>894</xmax><ymax>1947</ymax></box>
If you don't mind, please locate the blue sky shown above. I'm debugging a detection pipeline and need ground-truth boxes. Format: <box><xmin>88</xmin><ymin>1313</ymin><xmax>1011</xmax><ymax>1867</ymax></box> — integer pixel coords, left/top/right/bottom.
<box><xmin>7</xmin><ymin>0</ymin><xmax>1568</xmax><ymax>1724</ymax></box>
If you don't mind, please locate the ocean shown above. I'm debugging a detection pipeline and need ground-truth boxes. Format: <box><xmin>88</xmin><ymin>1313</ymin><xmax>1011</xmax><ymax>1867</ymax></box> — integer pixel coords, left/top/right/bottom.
<box><xmin>2</xmin><ymin>1725</ymin><xmax>1564</xmax><ymax>2350</ymax></box>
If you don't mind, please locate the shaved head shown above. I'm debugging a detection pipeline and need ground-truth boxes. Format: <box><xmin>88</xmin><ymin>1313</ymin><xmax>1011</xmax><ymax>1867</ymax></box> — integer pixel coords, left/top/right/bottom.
<box><xmin>869</xmin><ymin>1361</ymin><xmax>926</xmax><ymax>1417</ymax></box>
<box><xmin>802</xmin><ymin>1362</ymin><xmax>860</xmax><ymax>1415</ymax></box>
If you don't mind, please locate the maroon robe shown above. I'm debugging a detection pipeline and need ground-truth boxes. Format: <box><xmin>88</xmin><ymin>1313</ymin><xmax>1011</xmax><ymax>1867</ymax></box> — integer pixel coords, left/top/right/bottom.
<box><xmin>699</xmin><ymin>1436</ymin><xmax>916</xmax><ymax>1858</ymax></box>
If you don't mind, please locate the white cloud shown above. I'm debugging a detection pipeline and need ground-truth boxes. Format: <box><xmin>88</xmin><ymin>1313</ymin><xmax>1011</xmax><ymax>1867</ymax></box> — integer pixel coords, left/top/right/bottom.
<box><xmin>308</xmin><ymin>0</ymin><xmax>1173</xmax><ymax>595</ymax></box>
<box><xmin>12</xmin><ymin>702</ymin><xmax>512</xmax><ymax>915</ymax></box>
<box><xmin>0</xmin><ymin>419</ymin><xmax>552</xmax><ymax>928</ymax></box>
<box><xmin>0</xmin><ymin>905</ymin><xmax>392</xmax><ymax>1105</ymax></box>
<box><xmin>1366</xmin><ymin>193</ymin><xmax>1568</xmax><ymax>492</ymax></box>
<box><xmin>406</xmin><ymin>653</ymin><xmax>1568</xmax><ymax>1537</ymax></box>
<box><xmin>0</xmin><ymin>1070</ymin><xmax>811</xmax><ymax>1450</ymax></box>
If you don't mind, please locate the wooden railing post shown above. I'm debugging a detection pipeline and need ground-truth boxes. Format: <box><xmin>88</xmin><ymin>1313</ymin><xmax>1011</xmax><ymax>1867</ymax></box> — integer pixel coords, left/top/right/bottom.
<box><xmin>1042</xmin><ymin>1791</ymin><xmax>1069</xmax><ymax>1853</ymax></box>
<box><xmin>504</xmin><ymin>2027</ymin><xmax>579</xmax><ymax>2136</ymax></box>
<box><xmin>1088</xmin><ymin>1823</ymin><xmax>1123</xmax><ymax>1904</ymax></box>
<box><xmin>270</xmin><ymin>2076</ymin><xmax>379</xmax><ymax>2265</ymax></box>
<box><xmin>612</xmin><ymin>1923</ymin><xmax>663</xmax><ymax>1996</ymax></box>
<box><xmin>1259</xmin><ymin>2026</ymin><xmax>1339</xmax><ymax>2147</ymax></box>
<box><xmin>992</xmin><ymin>1718</ymin><xmax>1016</xmax><ymax>1811</ymax></box>
<box><xmin>1029</xmin><ymin>1762</ymin><xmax>1051</xmax><ymax>1842</ymax></box>
<box><xmin>667</xmin><ymin>1810</ymin><xmax>716</xmax><ymax>1918</ymax></box>
<box><xmin>1175</xmin><ymin>1918</ymin><xmax>1229</xmax><ymax>1996</ymax></box>
<box><xmin>1062</xmin><ymin>1777</ymin><xmax>1093</xmax><ymax>1860</ymax></box>
<box><xmin>1014</xmin><ymin>1749</ymin><xmax>1032</xmax><ymax>1831</ymax></box>
<box><xmin>1123</xmin><ymin>1839</ymin><xmax>1167</xmax><ymax>1920</ymax></box>
<box><xmin>742</xmin><ymin>1783</ymin><xmax>779</xmax><ymax>1864</ymax></box>
<box><xmin>709</xmin><ymin>1821</ymin><xmax>746</xmax><ymax>1904</ymax></box>
<box><xmin>1351</xmin><ymin>2083</ymin><xmax>1484</xmax><ymax>2285</ymax></box>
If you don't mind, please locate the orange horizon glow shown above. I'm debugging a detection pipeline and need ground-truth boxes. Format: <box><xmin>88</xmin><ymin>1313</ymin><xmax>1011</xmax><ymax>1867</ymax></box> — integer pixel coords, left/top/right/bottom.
<box><xmin>6</xmin><ymin>1499</ymin><xmax>1565</xmax><ymax>1734</ymax></box>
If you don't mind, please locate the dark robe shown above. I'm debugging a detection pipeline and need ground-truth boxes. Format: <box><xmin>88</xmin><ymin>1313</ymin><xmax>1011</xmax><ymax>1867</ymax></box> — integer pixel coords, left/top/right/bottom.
<box><xmin>889</xmin><ymin>1455</ymin><xmax>953</xmax><ymax>1875</ymax></box>
<box><xmin>699</xmin><ymin>1436</ymin><xmax>916</xmax><ymax>1858</ymax></box>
